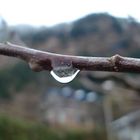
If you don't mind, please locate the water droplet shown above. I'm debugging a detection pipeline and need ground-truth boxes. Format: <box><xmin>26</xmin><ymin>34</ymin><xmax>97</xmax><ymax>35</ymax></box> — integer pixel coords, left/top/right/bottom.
<box><xmin>50</xmin><ymin>58</ymin><xmax>80</xmax><ymax>83</ymax></box>
<box><xmin>50</xmin><ymin>67</ymin><xmax>80</xmax><ymax>83</ymax></box>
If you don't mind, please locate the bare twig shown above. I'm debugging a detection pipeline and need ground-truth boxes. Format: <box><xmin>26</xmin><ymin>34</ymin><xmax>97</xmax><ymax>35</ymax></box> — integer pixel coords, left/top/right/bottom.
<box><xmin>0</xmin><ymin>42</ymin><xmax>140</xmax><ymax>73</ymax></box>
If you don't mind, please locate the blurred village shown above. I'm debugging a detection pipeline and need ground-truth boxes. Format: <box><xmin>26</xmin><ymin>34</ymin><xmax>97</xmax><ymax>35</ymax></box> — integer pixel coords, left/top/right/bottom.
<box><xmin>0</xmin><ymin>13</ymin><xmax>140</xmax><ymax>140</ymax></box>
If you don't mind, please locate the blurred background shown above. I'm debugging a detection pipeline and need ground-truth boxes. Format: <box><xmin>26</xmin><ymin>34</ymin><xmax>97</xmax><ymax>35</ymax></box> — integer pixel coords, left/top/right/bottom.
<box><xmin>0</xmin><ymin>0</ymin><xmax>140</xmax><ymax>140</ymax></box>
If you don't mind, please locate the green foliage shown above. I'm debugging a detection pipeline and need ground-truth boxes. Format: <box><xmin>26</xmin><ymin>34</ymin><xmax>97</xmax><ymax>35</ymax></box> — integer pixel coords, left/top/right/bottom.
<box><xmin>0</xmin><ymin>115</ymin><xmax>59</xmax><ymax>140</ymax></box>
<box><xmin>0</xmin><ymin>115</ymin><xmax>107</xmax><ymax>140</ymax></box>
<box><xmin>0</xmin><ymin>62</ymin><xmax>38</xmax><ymax>98</ymax></box>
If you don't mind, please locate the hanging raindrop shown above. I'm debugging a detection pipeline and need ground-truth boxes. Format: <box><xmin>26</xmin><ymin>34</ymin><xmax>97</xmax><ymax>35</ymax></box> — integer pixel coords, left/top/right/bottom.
<box><xmin>50</xmin><ymin>58</ymin><xmax>80</xmax><ymax>83</ymax></box>
<box><xmin>50</xmin><ymin>67</ymin><xmax>80</xmax><ymax>83</ymax></box>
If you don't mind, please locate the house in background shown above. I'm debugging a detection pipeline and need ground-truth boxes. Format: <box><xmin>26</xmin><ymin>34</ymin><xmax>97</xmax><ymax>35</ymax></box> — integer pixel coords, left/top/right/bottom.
<box><xmin>40</xmin><ymin>87</ymin><xmax>103</xmax><ymax>130</ymax></box>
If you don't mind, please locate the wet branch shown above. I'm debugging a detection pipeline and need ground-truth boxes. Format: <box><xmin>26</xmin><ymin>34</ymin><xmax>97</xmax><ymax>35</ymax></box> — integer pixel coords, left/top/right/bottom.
<box><xmin>0</xmin><ymin>42</ymin><xmax>140</xmax><ymax>73</ymax></box>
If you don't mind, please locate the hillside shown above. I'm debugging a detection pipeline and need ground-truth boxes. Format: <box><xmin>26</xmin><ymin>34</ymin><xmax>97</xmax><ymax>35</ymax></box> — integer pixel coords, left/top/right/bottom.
<box><xmin>14</xmin><ymin>13</ymin><xmax>140</xmax><ymax>57</ymax></box>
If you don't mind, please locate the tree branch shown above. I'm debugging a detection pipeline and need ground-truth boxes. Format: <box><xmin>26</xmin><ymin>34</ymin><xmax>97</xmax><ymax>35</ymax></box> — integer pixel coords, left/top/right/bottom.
<box><xmin>0</xmin><ymin>42</ymin><xmax>140</xmax><ymax>73</ymax></box>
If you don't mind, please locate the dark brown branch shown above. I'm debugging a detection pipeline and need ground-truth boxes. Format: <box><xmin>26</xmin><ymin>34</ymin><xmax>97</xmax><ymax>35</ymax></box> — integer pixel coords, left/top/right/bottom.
<box><xmin>0</xmin><ymin>42</ymin><xmax>140</xmax><ymax>73</ymax></box>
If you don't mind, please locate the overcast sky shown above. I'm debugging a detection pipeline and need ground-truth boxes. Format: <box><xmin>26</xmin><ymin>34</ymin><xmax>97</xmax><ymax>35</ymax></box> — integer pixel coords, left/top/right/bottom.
<box><xmin>0</xmin><ymin>0</ymin><xmax>139</xmax><ymax>26</ymax></box>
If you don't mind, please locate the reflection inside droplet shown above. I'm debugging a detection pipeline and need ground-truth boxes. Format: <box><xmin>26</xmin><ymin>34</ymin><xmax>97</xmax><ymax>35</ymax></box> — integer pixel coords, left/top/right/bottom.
<box><xmin>50</xmin><ymin>58</ymin><xmax>80</xmax><ymax>83</ymax></box>
<box><xmin>50</xmin><ymin>67</ymin><xmax>80</xmax><ymax>83</ymax></box>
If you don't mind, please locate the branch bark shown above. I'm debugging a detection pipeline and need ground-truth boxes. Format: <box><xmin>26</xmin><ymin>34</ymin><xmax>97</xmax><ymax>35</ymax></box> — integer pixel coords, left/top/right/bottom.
<box><xmin>0</xmin><ymin>42</ymin><xmax>140</xmax><ymax>73</ymax></box>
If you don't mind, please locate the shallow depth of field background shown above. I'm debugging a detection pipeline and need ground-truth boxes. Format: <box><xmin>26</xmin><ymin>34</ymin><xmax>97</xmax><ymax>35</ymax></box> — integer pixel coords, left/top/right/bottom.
<box><xmin>0</xmin><ymin>1</ymin><xmax>140</xmax><ymax>140</ymax></box>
